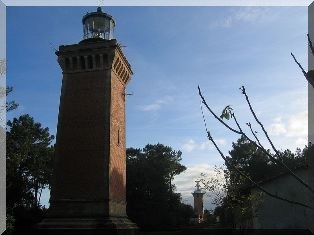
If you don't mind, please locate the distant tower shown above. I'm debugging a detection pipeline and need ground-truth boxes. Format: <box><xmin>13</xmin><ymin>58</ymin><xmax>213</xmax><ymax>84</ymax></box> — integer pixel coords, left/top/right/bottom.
<box><xmin>37</xmin><ymin>7</ymin><xmax>137</xmax><ymax>234</ymax></box>
<box><xmin>192</xmin><ymin>181</ymin><xmax>205</xmax><ymax>223</ymax></box>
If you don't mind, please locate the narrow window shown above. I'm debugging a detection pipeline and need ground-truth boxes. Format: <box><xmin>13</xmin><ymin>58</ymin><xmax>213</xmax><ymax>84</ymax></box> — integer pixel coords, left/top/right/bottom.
<box><xmin>80</xmin><ymin>56</ymin><xmax>86</xmax><ymax>70</ymax></box>
<box><xmin>87</xmin><ymin>55</ymin><xmax>93</xmax><ymax>69</ymax></box>
<box><xmin>65</xmin><ymin>57</ymin><xmax>70</xmax><ymax>70</ymax></box>
<box><xmin>95</xmin><ymin>54</ymin><xmax>100</xmax><ymax>68</ymax></box>
<box><xmin>72</xmin><ymin>57</ymin><xmax>78</xmax><ymax>70</ymax></box>
<box><xmin>103</xmin><ymin>54</ymin><xmax>108</xmax><ymax>67</ymax></box>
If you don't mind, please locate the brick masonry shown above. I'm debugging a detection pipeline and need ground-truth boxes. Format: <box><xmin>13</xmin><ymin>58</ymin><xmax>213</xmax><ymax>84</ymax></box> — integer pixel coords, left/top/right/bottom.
<box><xmin>192</xmin><ymin>193</ymin><xmax>205</xmax><ymax>219</ymax></box>
<box><xmin>47</xmin><ymin>38</ymin><xmax>133</xmax><ymax>219</ymax></box>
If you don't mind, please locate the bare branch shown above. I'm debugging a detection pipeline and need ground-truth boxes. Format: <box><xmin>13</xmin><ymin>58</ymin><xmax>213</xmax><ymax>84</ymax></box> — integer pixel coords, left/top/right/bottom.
<box><xmin>247</xmin><ymin>122</ymin><xmax>263</xmax><ymax>148</ymax></box>
<box><xmin>291</xmin><ymin>53</ymin><xmax>314</xmax><ymax>88</ymax></box>
<box><xmin>198</xmin><ymin>86</ymin><xmax>241</xmax><ymax>135</ymax></box>
<box><xmin>205</xmin><ymin>129</ymin><xmax>313</xmax><ymax>210</ymax></box>
<box><xmin>308</xmin><ymin>34</ymin><xmax>314</xmax><ymax>56</ymax></box>
<box><xmin>291</xmin><ymin>53</ymin><xmax>307</xmax><ymax>77</ymax></box>
<box><xmin>198</xmin><ymin>85</ymin><xmax>314</xmax><ymax>193</ymax></box>
<box><xmin>240</xmin><ymin>86</ymin><xmax>279</xmax><ymax>154</ymax></box>
<box><xmin>240</xmin><ymin>86</ymin><xmax>314</xmax><ymax>193</ymax></box>
<box><xmin>232</xmin><ymin>113</ymin><xmax>243</xmax><ymax>133</ymax></box>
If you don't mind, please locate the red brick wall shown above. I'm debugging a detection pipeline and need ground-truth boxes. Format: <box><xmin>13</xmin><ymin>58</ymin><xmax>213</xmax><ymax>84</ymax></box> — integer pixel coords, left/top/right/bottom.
<box><xmin>109</xmin><ymin>70</ymin><xmax>127</xmax><ymax>216</ymax></box>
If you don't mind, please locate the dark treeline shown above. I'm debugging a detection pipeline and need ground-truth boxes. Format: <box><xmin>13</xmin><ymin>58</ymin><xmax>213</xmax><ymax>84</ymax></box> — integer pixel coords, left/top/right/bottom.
<box><xmin>126</xmin><ymin>144</ymin><xmax>193</xmax><ymax>229</ymax></box>
<box><xmin>6</xmin><ymin>96</ymin><xmax>193</xmax><ymax>233</ymax></box>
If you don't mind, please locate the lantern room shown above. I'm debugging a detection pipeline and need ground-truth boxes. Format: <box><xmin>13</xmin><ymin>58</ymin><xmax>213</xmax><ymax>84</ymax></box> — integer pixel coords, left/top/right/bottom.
<box><xmin>82</xmin><ymin>7</ymin><xmax>115</xmax><ymax>40</ymax></box>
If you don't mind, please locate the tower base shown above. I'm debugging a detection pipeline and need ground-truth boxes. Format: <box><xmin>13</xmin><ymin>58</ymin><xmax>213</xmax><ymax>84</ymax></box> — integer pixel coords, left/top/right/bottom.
<box><xmin>36</xmin><ymin>217</ymin><xmax>138</xmax><ymax>235</ymax></box>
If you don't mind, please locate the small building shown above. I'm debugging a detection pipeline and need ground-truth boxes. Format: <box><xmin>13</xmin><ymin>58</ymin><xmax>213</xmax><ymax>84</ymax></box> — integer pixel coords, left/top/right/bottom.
<box><xmin>239</xmin><ymin>166</ymin><xmax>313</xmax><ymax>230</ymax></box>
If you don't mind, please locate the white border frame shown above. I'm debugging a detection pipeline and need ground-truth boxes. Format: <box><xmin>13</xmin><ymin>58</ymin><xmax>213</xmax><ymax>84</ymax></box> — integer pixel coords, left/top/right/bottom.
<box><xmin>0</xmin><ymin>1</ymin><xmax>313</xmax><ymax>234</ymax></box>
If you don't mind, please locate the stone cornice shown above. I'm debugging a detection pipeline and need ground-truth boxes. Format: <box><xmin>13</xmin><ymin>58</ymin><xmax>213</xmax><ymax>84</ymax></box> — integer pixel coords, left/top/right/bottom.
<box><xmin>55</xmin><ymin>39</ymin><xmax>133</xmax><ymax>85</ymax></box>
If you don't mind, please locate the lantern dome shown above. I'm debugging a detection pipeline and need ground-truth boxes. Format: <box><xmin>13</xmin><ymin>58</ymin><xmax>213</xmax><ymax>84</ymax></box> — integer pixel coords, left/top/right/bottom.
<box><xmin>193</xmin><ymin>181</ymin><xmax>205</xmax><ymax>194</ymax></box>
<box><xmin>82</xmin><ymin>7</ymin><xmax>115</xmax><ymax>40</ymax></box>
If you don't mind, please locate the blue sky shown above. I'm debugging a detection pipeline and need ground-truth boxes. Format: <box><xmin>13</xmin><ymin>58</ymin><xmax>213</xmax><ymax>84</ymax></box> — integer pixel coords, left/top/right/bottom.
<box><xmin>7</xmin><ymin>6</ymin><xmax>308</xmax><ymax>209</ymax></box>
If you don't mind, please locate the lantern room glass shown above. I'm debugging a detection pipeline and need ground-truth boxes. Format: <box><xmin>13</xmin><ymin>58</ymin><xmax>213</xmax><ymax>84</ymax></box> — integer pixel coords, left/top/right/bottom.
<box><xmin>82</xmin><ymin>7</ymin><xmax>115</xmax><ymax>40</ymax></box>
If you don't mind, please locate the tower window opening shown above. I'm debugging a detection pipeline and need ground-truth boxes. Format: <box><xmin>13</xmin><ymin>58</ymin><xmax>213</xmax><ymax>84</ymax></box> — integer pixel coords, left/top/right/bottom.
<box><xmin>95</xmin><ymin>54</ymin><xmax>100</xmax><ymax>68</ymax></box>
<box><xmin>65</xmin><ymin>58</ymin><xmax>70</xmax><ymax>70</ymax></box>
<box><xmin>117</xmin><ymin>129</ymin><xmax>120</xmax><ymax>145</ymax></box>
<box><xmin>80</xmin><ymin>56</ymin><xmax>86</xmax><ymax>70</ymax></box>
<box><xmin>103</xmin><ymin>54</ymin><xmax>108</xmax><ymax>67</ymax></box>
<box><xmin>113</xmin><ymin>59</ymin><xmax>119</xmax><ymax>69</ymax></box>
<box><xmin>116</xmin><ymin>62</ymin><xmax>122</xmax><ymax>74</ymax></box>
<box><xmin>87</xmin><ymin>55</ymin><xmax>93</xmax><ymax>69</ymax></box>
<box><xmin>72</xmin><ymin>57</ymin><xmax>78</xmax><ymax>70</ymax></box>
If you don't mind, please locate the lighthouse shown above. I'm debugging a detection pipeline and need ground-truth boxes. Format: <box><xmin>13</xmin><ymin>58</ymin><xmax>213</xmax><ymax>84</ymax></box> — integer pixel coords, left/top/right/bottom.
<box><xmin>192</xmin><ymin>181</ymin><xmax>205</xmax><ymax>223</ymax></box>
<box><xmin>37</xmin><ymin>7</ymin><xmax>137</xmax><ymax>234</ymax></box>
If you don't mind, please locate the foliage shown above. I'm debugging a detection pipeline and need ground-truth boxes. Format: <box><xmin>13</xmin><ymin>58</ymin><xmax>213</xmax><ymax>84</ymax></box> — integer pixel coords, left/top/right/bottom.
<box><xmin>227</xmin><ymin>136</ymin><xmax>309</xmax><ymax>189</ymax></box>
<box><xmin>220</xmin><ymin>105</ymin><xmax>233</xmax><ymax>120</ymax></box>
<box><xmin>202</xmin><ymin>209</ymin><xmax>216</xmax><ymax>224</ymax></box>
<box><xmin>6</xmin><ymin>86</ymin><xmax>19</xmax><ymax>112</ymax></box>
<box><xmin>10</xmin><ymin>206</ymin><xmax>47</xmax><ymax>235</ymax></box>
<box><xmin>126</xmin><ymin>143</ymin><xmax>193</xmax><ymax>229</ymax></box>
<box><xmin>198</xmin><ymin>34</ymin><xmax>313</xmax><ymax>229</ymax></box>
<box><xmin>200</xmin><ymin>166</ymin><xmax>227</xmax><ymax>207</ymax></box>
<box><xmin>202</xmin><ymin>136</ymin><xmax>309</xmax><ymax>228</ymax></box>
<box><xmin>6</xmin><ymin>114</ymin><xmax>54</xmax><ymax>210</ymax></box>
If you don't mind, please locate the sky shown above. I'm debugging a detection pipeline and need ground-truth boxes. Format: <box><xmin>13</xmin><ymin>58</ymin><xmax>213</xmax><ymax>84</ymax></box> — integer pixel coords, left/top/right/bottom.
<box><xmin>7</xmin><ymin>6</ymin><xmax>308</xmax><ymax>210</ymax></box>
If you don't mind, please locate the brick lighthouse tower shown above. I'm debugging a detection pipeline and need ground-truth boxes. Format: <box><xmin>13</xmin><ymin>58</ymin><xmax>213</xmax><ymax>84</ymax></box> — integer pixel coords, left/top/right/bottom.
<box><xmin>192</xmin><ymin>181</ymin><xmax>205</xmax><ymax>223</ymax></box>
<box><xmin>37</xmin><ymin>7</ymin><xmax>137</xmax><ymax>234</ymax></box>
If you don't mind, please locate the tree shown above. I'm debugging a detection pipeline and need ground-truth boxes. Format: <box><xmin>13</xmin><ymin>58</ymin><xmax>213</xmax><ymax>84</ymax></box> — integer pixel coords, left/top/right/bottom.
<box><xmin>201</xmin><ymin>139</ymin><xmax>310</xmax><ymax>228</ymax></box>
<box><xmin>126</xmin><ymin>143</ymin><xmax>192</xmax><ymax>229</ymax></box>
<box><xmin>198</xmin><ymin>85</ymin><xmax>313</xmax><ymax>207</ymax></box>
<box><xmin>226</xmin><ymin>138</ymin><xmax>308</xmax><ymax>226</ymax></box>
<box><xmin>226</xmin><ymin>136</ymin><xmax>308</xmax><ymax>189</ymax></box>
<box><xmin>198</xmin><ymin>86</ymin><xmax>312</xmax><ymax>226</ymax></box>
<box><xmin>197</xmin><ymin>35</ymin><xmax>314</xmax><ymax>225</ymax></box>
<box><xmin>6</xmin><ymin>86</ymin><xmax>19</xmax><ymax>112</ymax></box>
<box><xmin>6</xmin><ymin>114</ymin><xmax>54</xmax><ymax>210</ymax></box>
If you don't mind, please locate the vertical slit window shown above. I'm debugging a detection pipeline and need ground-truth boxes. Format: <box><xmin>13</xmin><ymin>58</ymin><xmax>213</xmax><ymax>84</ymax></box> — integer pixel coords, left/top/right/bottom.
<box><xmin>65</xmin><ymin>58</ymin><xmax>70</xmax><ymax>70</ymax></box>
<box><xmin>72</xmin><ymin>57</ymin><xmax>78</xmax><ymax>70</ymax></box>
<box><xmin>87</xmin><ymin>55</ymin><xmax>93</xmax><ymax>69</ymax></box>
<box><xmin>95</xmin><ymin>54</ymin><xmax>100</xmax><ymax>68</ymax></box>
<box><xmin>80</xmin><ymin>56</ymin><xmax>86</xmax><ymax>70</ymax></box>
<box><xmin>117</xmin><ymin>129</ymin><xmax>120</xmax><ymax>145</ymax></box>
<box><xmin>103</xmin><ymin>54</ymin><xmax>108</xmax><ymax>67</ymax></box>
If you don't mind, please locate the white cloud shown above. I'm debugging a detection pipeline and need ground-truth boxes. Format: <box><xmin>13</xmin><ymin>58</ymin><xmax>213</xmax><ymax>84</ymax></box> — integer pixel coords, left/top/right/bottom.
<box><xmin>137</xmin><ymin>103</ymin><xmax>161</xmax><ymax>112</ymax></box>
<box><xmin>295</xmin><ymin>138</ymin><xmax>307</xmax><ymax>146</ymax></box>
<box><xmin>173</xmin><ymin>164</ymin><xmax>211</xmax><ymax>202</ymax></box>
<box><xmin>210</xmin><ymin>7</ymin><xmax>275</xmax><ymax>28</ymax></box>
<box><xmin>182</xmin><ymin>139</ymin><xmax>197</xmax><ymax>152</ymax></box>
<box><xmin>233</xmin><ymin>7</ymin><xmax>272</xmax><ymax>23</ymax></box>
<box><xmin>182</xmin><ymin>138</ymin><xmax>226</xmax><ymax>153</ymax></box>
<box><xmin>137</xmin><ymin>95</ymin><xmax>173</xmax><ymax>112</ymax></box>
<box><xmin>269</xmin><ymin>122</ymin><xmax>287</xmax><ymax>135</ymax></box>
<box><xmin>269</xmin><ymin>111</ymin><xmax>308</xmax><ymax>138</ymax></box>
<box><xmin>173</xmin><ymin>163</ymin><xmax>226</xmax><ymax>210</ymax></box>
<box><xmin>286</xmin><ymin>112</ymin><xmax>308</xmax><ymax>137</ymax></box>
<box><xmin>268</xmin><ymin>111</ymin><xmax>308</xmax><ymax>149</ymax></box>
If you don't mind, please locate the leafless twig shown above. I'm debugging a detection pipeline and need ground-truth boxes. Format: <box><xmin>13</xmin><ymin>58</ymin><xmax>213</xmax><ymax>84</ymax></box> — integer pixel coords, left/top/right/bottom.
<box><xmin>239</xmin><ymin>86</ymin><xmax>314</xmax><ymax>193</ymax></box>
<box><xmin>308</xmin><ymin>34</ymin><xmax>314</xmax><ymax>56</ymax></box>
<box><xmin>247</xmin><ymin>122</ymin><xmax>263</xmax><ymax>148</ymax></box>
<box><xmin>291</xmin><ymin>53</ymin><xmax>307</xmax><ymax>77</ymax></box>
<box><xmin>291</xmin><ymin>52</ymin><xmax>314</xmax><ymax>88</ymax></box>
<box><xmin>205</xmin><ymin>127</ymin><xmax>313</xmax><ymax>209</ymax></box>
<box><xmin>198</xmin><ymin>85</ymin><xmax>314</xmax><ymax>193</ymax></box>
